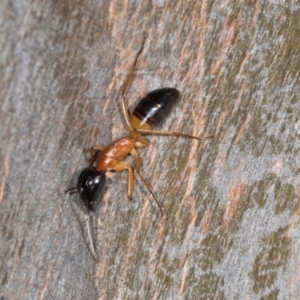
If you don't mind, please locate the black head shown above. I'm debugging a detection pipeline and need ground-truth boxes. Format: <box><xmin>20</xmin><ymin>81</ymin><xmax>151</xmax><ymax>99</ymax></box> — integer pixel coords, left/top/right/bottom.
<box><xmin>76</xmin><ymin>166</ymin><xmax>106</xmax><ymax>212</ymax></box>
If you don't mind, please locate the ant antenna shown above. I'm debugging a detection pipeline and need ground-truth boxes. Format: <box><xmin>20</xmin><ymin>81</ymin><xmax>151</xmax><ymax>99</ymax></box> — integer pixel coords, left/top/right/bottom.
<box><xmin>65</xmin><ymin>188</ymin><xmax>100</xmax><ymax>262</ymax></box>
<box><xmin>65</xmin><ymin>187</ymin><xmax>78</xmax><ymax>194</ymax></box>
<box><xmin>83</xmin><ymin>212</ymin><xmax>100</xmax><ymax>263</ymax></box>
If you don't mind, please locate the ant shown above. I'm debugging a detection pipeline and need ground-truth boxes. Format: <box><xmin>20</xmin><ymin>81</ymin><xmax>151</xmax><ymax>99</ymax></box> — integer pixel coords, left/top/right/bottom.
<box><xmin>66</xmin><ymin>35</ymin><xmax>213</xmax><ymax>260</ymax></box>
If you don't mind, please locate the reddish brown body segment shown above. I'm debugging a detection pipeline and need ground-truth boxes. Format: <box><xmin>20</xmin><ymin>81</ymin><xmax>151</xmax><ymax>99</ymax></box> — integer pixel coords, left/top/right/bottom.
<box><xmin>96</xmin><ymin>137</ymin><xmax>135</xmax><ymax>171</ymax></box>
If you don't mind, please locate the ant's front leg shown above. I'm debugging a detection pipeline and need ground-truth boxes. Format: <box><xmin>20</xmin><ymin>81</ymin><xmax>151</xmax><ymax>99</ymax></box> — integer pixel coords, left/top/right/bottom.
<box><xmin>89</xmin><ymin>145</ymin><xmax>105</xmax><ymax>166</ymax></box>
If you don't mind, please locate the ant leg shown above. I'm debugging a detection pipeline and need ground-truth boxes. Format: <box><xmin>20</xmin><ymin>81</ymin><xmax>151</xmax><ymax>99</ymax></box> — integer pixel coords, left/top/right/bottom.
<box><xmin>114</xmin><ymin>161</ymin><xmax>134</xmax><ymax>199</ymax></box>
<box><xmin>135</xmin><ymin>172</ymin><xmax>165</xmax><ymax>216</ymax></box>
<box><xmin>129</xmin><ymin>130</ymin><xmax>149</xmax><ymax>149</ymax></box>
<box><xmin>121</xmin><ymin>33</ymin><xmax>147</xmax><ymax>98</ymax></box>
<box><xmin>130</xmin><ymin>147</ymin><xmax>165</xmax><ymax>216</ymax></box>
<box><xmin>135</xmin><ymin>128</ymin><xmax>214</xmax><ymax>141</ymax></box>
<box><xmin>121</xmin><ymin>95</ymin><xmax>134</xmax><ymax>131</ymax></box>
<box><xmin>89</xmin><ymin>145</ymin><xmax>105</xmax><ymax>165</ymax></box>
<box><xmin>130</xmin><ymin>147</ymin><xmax>142</xmax><ymax>171</ymax></box>
<box><xmin>114</xmin><ymin>157</ymin><xmax>164</xmax><ymax>215</ymax></box>
<box><xmin>121</xmin><ymin>34</ymin><xmax>147</xmax><ymax>131</ymax></box>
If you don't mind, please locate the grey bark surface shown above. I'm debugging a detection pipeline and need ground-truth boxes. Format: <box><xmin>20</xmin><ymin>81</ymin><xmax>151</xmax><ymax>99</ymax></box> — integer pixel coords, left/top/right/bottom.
<box><xmin>1</xmin><ymin>1</ymin><xmax>299</xmax><ymax>299</ymax></box>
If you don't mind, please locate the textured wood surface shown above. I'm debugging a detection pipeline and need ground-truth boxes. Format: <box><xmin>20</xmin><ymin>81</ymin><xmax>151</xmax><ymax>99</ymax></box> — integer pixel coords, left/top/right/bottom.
<box><xmin>1</xmin><ymin>1</ymin><xmax>299</xmax><ymax>299</ymax></box>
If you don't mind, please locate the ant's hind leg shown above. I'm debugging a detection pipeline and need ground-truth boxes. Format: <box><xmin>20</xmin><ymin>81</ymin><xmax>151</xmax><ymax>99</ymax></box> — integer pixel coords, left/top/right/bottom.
<box><xmin>121</xmin><ymin>33</ymin><xmax>147</xmax><ymax>98</ymax></box>
<box><xmin>135</xmin><ymin>128</ymin><xmax>214</xmax><ymax>141</ymax></box>
<box><xmin>130</xmin><ymin>147</ymin><xmax>165</xmax><ymax>216</ymax></box>
<box><xmin>121</xmin><ymin>34</ymin><xmax>147</xmax><ymax>131</ymax></box>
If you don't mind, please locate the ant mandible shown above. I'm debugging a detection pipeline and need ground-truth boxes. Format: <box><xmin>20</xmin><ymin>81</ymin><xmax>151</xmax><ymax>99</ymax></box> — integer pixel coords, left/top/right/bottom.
<box><xmin>66</xmin><ymin>35</ymin><xmax>213</xmax><ymax>218</ymax></box>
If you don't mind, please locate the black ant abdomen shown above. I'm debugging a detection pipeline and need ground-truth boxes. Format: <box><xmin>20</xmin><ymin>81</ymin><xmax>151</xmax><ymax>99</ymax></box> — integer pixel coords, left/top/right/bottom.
<box><xmin>131</xmin><ymin>88</ymin><xmax>180</xmax><ymax>128</ymax></box>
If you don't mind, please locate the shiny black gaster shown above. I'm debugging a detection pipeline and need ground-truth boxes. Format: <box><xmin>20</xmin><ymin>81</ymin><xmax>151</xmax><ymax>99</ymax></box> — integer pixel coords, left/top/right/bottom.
<box><xmin>77</xmin><ymin>166</ymin><xmax>106</xmax><ymax>212</ymax></box>
<box><xmin>132</xmin><ymin>88</ymin><xmax>180</xmax><ymax>127</ymax></box>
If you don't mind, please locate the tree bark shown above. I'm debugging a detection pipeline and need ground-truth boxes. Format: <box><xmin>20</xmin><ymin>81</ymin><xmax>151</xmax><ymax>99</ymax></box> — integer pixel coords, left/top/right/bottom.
<box><xmin>1</xmin><ymin>0</ymin><xmax>299</xmax><ymax>299</ymax></box>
